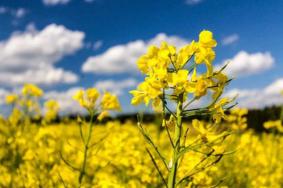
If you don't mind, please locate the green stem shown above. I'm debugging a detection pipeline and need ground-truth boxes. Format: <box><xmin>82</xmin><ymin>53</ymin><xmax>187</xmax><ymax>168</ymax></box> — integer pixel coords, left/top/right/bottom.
<box><xmin>167</xmin><ymin>94</ymin><xmax>183</xmax><ymax>188</ymax></box>
<box><xmin>78</xmin><ymin>111</ymin><xmax>95</xmax><ymax>187</ymax></box>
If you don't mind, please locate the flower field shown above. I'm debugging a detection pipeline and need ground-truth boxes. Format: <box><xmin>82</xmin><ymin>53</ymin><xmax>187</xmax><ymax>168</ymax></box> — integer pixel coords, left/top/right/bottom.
<box><xmin>0</xmin><ymin>120</ymin><xmax>283</xmax><ymax>187</ymax></box>
<box><xmin>0</xmin><ymin>30</ymin><xmax>283</xmax><ymax>188</ymax></box>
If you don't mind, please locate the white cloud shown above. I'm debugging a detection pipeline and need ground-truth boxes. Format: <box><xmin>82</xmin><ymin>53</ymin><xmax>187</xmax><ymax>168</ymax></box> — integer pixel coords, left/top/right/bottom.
<box><xmin>0</xmin><ymin>24</ymin><xmax>85</xmax><ymax>86</ymax></box>
<box><xmin>264</xmin><ymin>79</ymin><xmax>283</xmax><ymax>95</ymax></box>
<box><xmin>225</xmin><ymin>88</ymin><xmax>258</xmax><ymax>99</ymax></box>
<box><xmin>94</xmin><ymin>78</ymin><xmax>137</xmax><ymax>95</ymax></box>
<box><xmin>221</xmin><ymin>34</ymin><xmax>239</xmax><ymax>46</ymax></box>
<box><xmin>217</xmin><ymin>51</ymin><xmax>274</xmax><ymax>77</ymax></box>
<box><xmin>0</xmin><ymin>66</ymin><xmax>78</xmax><ymax>85</ymax></box>
<box><xmin>185</xmin><ymin>0</ymin><xmax>203</xmax><ymax>5</ymax></box>
<box><xmin>225</xmin><ymin>78</ymin><xmax>283</xmax><ymax>108</ymax></box>
<box><xmin>82</xmin><ymin>33</ymin><xmax>189</xmax><ymax>74</ymax></box>
<box><xmin>43</xmin><ymin>0</ymin><xmax>70</xmax><ymax>6</ymax></box>
<box><xmin>0</xmin><ymin>7</ymin><xmax>27</xmax><ymax>18</ymax></box>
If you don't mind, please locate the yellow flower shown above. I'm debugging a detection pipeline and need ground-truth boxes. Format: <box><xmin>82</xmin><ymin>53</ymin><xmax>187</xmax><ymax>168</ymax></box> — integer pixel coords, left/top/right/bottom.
<box><xmin>86</xmin><ymin>88</ymin><xmax>100</xmax><ymax>104</ymax></box>
<box><xmin>101</xmin><ymin>92</ymin><xmax>121</xmax><ymax>110</ymax></box>
<box><xmin>192</xmin><ymin>119</ymin><xmax>217</xmax><ymax>143</ymax></box>
<box><xmin>97</xmin><ymin>110</ymin><xmax>110</xmax><ymax>121</ymax></box>
<box><xmin>191</xmin><ymin>30</ymin><xmax>217</xmax><ymax>76</ymax></box>
<box><xmin>184</xmin><ymin>72</ymin><xmax>211</xmax><ymax>98</ymax></box>
<box><xmin>194</xmin><ymin>47</ymin><xmax>215</xmax><ymax>75</ymax></box>
<box><xmin>130</xmin><ymin>89</ymin><xmax>145</xmax><ymax>106</ymax></box>
<box><xmin>130</xmin><ymin>79</ymin><xmax>162</xmax><ymax>106</ymax></box>
<box><xmin>230</xmin><ymin>108</ymin><xmax>248</xmax><ymax>117</ymax></box>
<box><xmin>168</xmin><ymin>70</ymin><xmax>189</xmax><ymax>94</ymax></box>
<box><xmin>8</xmin><ymin>108</ymin><xmax>22</xmax><ymax>125</ymax></box>
<box><xmin>227</xmin><ymin>108</ymin><xmax>248</xmax><ymax>131</ymax></box>
<box><xmin>263</xmin><ymin>120</ymin><xmax>281</xmax><ymax>130</ymax></box>
<box><xmin>22</xmin><ymin>84</ymin><xmax>43</xmax><ymax>97</ymax></box>
<box><xmin>211</xmin><ymin>98</ymin><xmax>231</xmax><ymax>123</ymax></box>
<box><xmin>5</xmin><ymin>94</ymin><xmax>18</xmax><ymax>104</ymax></box>
<box><xmin>137</xmin><ymin>46</ymin><xmax>159</xmax><ymax>74</ymax></box>
<box><xmin>150</xmin><ymin>67</ymin><xmax>168</xmax><ymax>84</ymax></box>
<box><xmin>72</xmin><ymin>89</ymin><xmax>85</xmax><ymax>107</ymax></box>
<box><xmin>211</xmin><ymin>72</ymin><xmax>228</xmax><ymax>99</ymax></box>
<box><xmin>44</xmin><ymin>99</ymin><xmax>59</xmax><ymax>110</ymax></box>
<box><xmin>72</xmin><ymin>88</ymin><xmax>100</xmax><ymax>110</ymax></box>
<box><xmin>159</xmin><ymin>41</ymin><xmax>176</xmax><ymax>60</ymax></box>
<box><xmin>194</xmin><ymin>78</ymin><xmax>210</xmax><ymax>98</ymax></box>
<box><xmin>176</xmin><ymin>41</ymin><xmax>198</xmax><ymax>68</ymax></box>
<box><xmin>44</xmin><ymin>100</ymin><xmax>60</xmax><ymax>122</ymax></box>
<box><xmin>198</xmin><ymin>30</ymin><xmax>217</xmax><ymax>48</ymax></box>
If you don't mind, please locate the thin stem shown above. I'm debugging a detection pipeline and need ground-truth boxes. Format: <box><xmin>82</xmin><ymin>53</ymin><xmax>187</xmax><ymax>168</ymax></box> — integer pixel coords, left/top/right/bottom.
<box><xmin>164</xmin><ymin>105</ymin><xmax>177</xmax><ymax>118</ymax></box>
<box><xmin>179</xmin><ymin>127</ymin><xmax>189</xmax><ymax>166</ymax></box>
<box><xmin>137</xmin><ymin>122</ymin><xmax>169</xmax><ymax>171</ymax></box>
<box><xmin>162</xmin><ymin>89</ymin><xmax>174</xmax><ymax>148</ymax></box>
<box><xmin>79</xmin><ymin>122</ymin><xmax>85</xmax><ymax>145</ymax></box>
<box><xmin>60</xmin><ymin>151</ymin><xmax>80</xmax><ymax>172</ymax></box>
<box><xmin>78</xmin><ymin>111</ymin><xmax>95</xmax><ymax>187</ymax></box>
<box><xmin>58</xmin><ymin>172</ymin><xmax>67</xmax><ymax>188</ymax></box>
<box><xmin>183</xmin><ymin>98</ymin><xmax>196</xmax><ymax>110</ymax></box>
<box><xmin>167</xmin><ymin>93</ymin><xmax>183</xmax><ymax>188</ymax></box>
<box><xmin>146</xmin><ymin>148</ymin><xmax>168</xmax><ymax>188</ymax></box>
<box><xmin>165</xmin><ymin>125</ymin><xmax>174</xmax><ymax>148</ymax></box>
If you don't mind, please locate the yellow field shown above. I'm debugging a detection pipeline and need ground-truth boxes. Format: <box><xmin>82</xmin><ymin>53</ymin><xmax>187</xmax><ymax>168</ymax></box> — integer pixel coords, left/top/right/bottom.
<box><xmin>0</xmin><ymin>120</ymin><xmax>282</xmax><ymax>188</ymax></box>
<box><xmin>1</xmin><ymin>30</ymin><xmax>283</xmax><ymax>188</ymax></box>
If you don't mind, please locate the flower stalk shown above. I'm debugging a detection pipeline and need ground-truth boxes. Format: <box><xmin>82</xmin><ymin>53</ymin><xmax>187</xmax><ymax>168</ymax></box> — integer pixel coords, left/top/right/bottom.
<box><xmin>78</xmin><ymin>110</ymin><xmax>95</xmax><ymax>187</ymax></box>
<box><xmin>168</xmin><ymin>94</ymin><xmax>183</xmax><ymax>188</ymax></box>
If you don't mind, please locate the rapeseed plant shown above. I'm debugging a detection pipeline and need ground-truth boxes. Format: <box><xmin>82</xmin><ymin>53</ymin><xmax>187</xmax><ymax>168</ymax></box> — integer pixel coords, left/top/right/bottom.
<box><xmin>130</xmin><ymin>30</ymin><xmax>235</xmax><ymax>188</ymax></box>
<box><xmin>5</xmin><ymin>84</ymin><xmax>43</xmax><ymax>128</ymax></box>
<box><xmin>67</xmin><ymin>88</ymin><xmax>121</xmax><ymax>187</ymax></box>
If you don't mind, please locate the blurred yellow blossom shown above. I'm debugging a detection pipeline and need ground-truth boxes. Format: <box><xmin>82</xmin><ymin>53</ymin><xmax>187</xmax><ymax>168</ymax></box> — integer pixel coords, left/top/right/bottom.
<box><xmin>5</xmin><ymin>94</ymin><xmax>18</xmax><ymax>104</ymax></box>
<box><xmin>101</xmin><ymin>92</ymin><xmax>121</xmax><ymax>111</ymax></box>
<box><xmin>22</xmin><ymin>84</ymin><xmax>43</xmax><ymax>97</ymax></box>
<box><xmin>44</xmin><ymin>100</ymin><xmax>60</xmax><ymax>123</ymax></box>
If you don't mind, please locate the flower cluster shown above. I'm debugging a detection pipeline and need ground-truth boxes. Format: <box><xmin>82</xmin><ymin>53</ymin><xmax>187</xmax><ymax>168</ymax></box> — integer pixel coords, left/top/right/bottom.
<box><xmin>44</xmin><ymin>100</ymin><xmax>60</xmax><ymax>123</ymax></box>
<box><xmin>5</xmin><ymin>84</ymin><xmax>62</xmax><ymax>126</ymax></box>
<box><xmin>130</xmin><ymin>30</ymin><xmax>230</xmax><ymax>123</ymax></box>
<box><xmin>22</xmin><ymin>84</ymin><xmax>43</xmax><ymax>97</ymax></box>
<box><xmin>73</xmin><ymin>88</ymin><xmax>121</xmax><ymax>121</ymax></box>
<box><xmin>226</xmin><ymin>108</ymin><xmax>248</xmax><ymax>131</ymax></box>
<box><xmin>5</xmin><ymin>84</ymin><xmax>44</xmax><ymax>123</ymax></box>
<box><xmin>130</xmin><ymin>30</ymin><xmax>234</xmax><ymax>188</ymax></box>
<box><xmin>263</xmin><ymin>120</ymin><xmax>283</xmax><ymax>133</ymax></box>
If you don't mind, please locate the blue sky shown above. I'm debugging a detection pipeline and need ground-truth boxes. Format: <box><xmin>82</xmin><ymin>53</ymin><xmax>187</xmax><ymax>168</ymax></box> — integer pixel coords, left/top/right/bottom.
<box><xmin>0</xmin><ymin>0</ymin><xmax>283</xmax><ymax>114</ymax></box>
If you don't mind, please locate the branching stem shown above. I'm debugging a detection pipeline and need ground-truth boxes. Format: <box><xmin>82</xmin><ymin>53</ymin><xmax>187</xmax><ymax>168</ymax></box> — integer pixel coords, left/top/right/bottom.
<box><xmin>167</xmin><ymin>93</ymin><xmax>183</xmax><ymax>188</ymax></box>
<box><xmin>78</xmin><ymin>111</ymin><xmax>95</xmax><ymax>187</ymax></box>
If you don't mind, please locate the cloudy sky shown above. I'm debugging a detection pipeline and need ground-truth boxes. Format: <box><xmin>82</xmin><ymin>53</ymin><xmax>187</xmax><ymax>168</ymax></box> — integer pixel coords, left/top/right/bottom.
<box><xmin>0</xmin><ymin>0</ymin><xmax>283</xmax><ymax>114</ymax></box>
